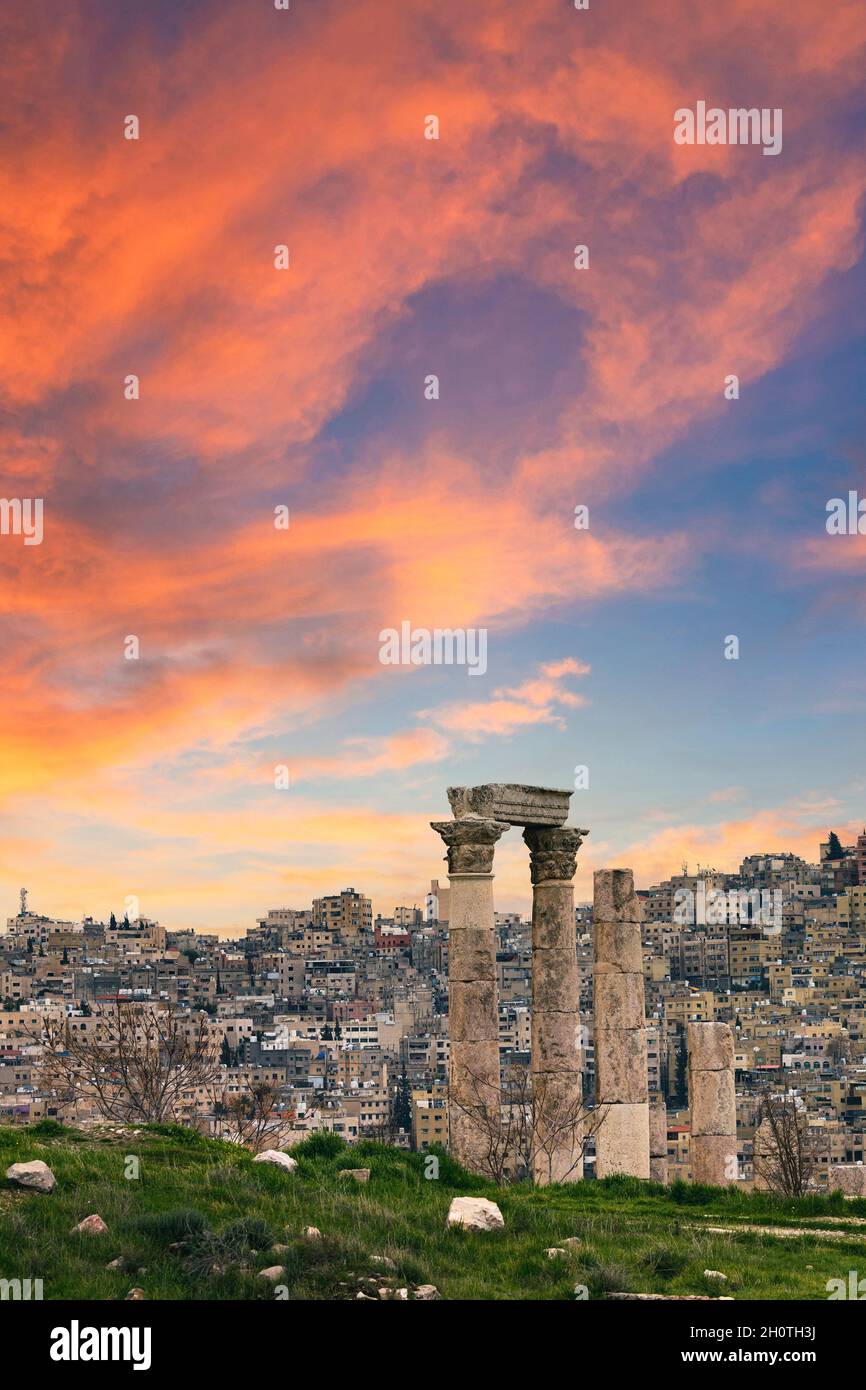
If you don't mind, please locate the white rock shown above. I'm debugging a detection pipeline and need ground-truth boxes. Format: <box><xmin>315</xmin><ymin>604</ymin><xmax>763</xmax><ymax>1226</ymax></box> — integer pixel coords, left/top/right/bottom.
<box><xmin>338</xmin><ymin>1168</ymin><xmax>370</xmax><ymax>1183</ymax></box>
<box><xmin>703</xmin><ymin>1269</ymin><xmax>728</xmax><ymax>1281</ymax></box>
<box><xmin>252</xmin><ymin>1150</ymin><xmax>298</xmax><ymax>1172</ymax></box>
<box><xmin>5</xmin><ymin>1160</ymin><xmax>56</xmax><ymax>1193</ymax></box>
<box><xmin>545</xmin><ymin>1247</ymin><xmax>567</xmax><ymax>1258</ymax></box>
<box><xmin>415</xmin><ymin>1284</ymin><xmax>440</xmax><ymax>1300</ymax></box>
<box><xmin>446</xmin><ymin>1196</ymin><xmax>505</xmax><ymax>1232</ymax></box>
<box><xmin>257</xmin><ymin>1265</ymin><xmax>286</xmax><ymax>1281</ymax></box>
<box><xmin>72</xmin><ymin>1214</ymin><xmax>108</xmax><ymax>1236</ymax></box>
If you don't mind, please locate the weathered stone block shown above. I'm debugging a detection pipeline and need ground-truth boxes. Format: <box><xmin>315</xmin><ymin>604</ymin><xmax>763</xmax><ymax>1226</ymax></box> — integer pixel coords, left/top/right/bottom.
<box><xmin>532</xmin><ymin>947</ymin><xmax>579</xmax><ymax>1011</ymax></box>
<box><xmin>530</xmin><ymin>886</ymin><xmax>578</xmax><ymax>950</ymax></box>
<box><xmin>450</xmin><ymin>1038</ymin><xmax>500</xmax><ymax>1093</ymax></box>
<box><xmin>593</xmin><ymin>868</ymin><xmax>641</xmax><ymax>923</ymax></box>
<box><xmin>447</xmin><ymin>926</ymin><xmax>497</xmax><ymax>982</ymax></box>
<box><xmin>595</xmin><ymin>1101</ymin><xmax>650</xmax><ymax>1179</ymax></box>
<box><xmin>594</xmin><ymin>972</ymin><xmax>646</xmax><ymax>1031</ymax></box>
<box><xmin>531</xmin><ymin>1010</ymin><xmax>582</xmax><ymax>1072</ymax></box>
<box><xmin>650</xmin><ymin>1098</ymin><xmax>670</xmax><ymax>1183</ymax></box>
<box><xmin>650</xmin><ymin>1101</ymin><xmax>668</xmax><ymax>1157</ymax></box>
<box><xmin>687</xmin><ymin>1022</ymin><xmax>734</xmax><ymax>1072</ymax></box>
<box><xmin>447</xmin><ymin>784</ymin><xmax>573</xmax><ymax>827</ymax></box>
<box><xmin>532</xmin><ymin>1073</ymin><xmax>585</xmax><ymax>1185</ymax></box>
<box><xmin>691</xmin><ymin>1134</ymin><xmax>738</xmax><ymax>1186</ymax></box>
<box><xmin>650</xmin><ymin>1155</ymin><xmax>669</xmax><ymax>1184</ymax></box>
<box><xmin>449</xmin><ymin>980</ymin><xmax>499</xmax><ymax>1042</ymax></box>
<box><xmin>594</xmin><ymin>1026</ymin><xmax>648</xmax><ymax>1104</ymax></box>
<box><xmin>689</xmin><ymin>1068</ymin><xmax>736</xmax><ymax>1136</ymax></box>
<box><xmin>593</xmin><ymin>919</ymin><xmax>643</xmax><ymax>973</ymax></box>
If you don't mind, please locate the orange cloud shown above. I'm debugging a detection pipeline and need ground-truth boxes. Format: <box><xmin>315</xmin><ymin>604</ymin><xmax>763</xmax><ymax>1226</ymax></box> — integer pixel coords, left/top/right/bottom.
<box><xmin>0</xmin><ymin>0</ymin><xmax>864</xmax><ymax>925</ymax></box>
<box><xmin>425</xmin><ymin>657</ymin><xmax>590</xmax><ymax>740</ymax></box>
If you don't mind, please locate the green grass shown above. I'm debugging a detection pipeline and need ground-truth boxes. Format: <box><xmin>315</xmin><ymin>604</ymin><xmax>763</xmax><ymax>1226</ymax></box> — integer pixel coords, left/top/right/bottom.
<box><xmin>2</xmin><ymin>1122</ymin><xmax>865</xmax><ymax>1300</ymax></box>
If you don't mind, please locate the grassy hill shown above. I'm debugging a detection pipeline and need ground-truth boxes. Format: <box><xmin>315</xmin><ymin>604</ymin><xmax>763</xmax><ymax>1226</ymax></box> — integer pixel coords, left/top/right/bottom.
<box><xmin>2</xmin><ymin>1120</ymin><xmax>865</xmax><ymax>1300</ymax></box>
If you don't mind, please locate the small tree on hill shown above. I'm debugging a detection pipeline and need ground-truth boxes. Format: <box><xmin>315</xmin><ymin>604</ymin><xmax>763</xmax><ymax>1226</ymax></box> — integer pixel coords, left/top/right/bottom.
<box><xmin>211</xmin><ymin>1080</ymin><xmax>295</xmax><ymax>1152</ymax></box>
<box><xmin>35</xmin><ymin>1002</ymin><xmax>220</xmax><ymax>1125</ymax></box>
<box><xmin>753</xmin><ymin>1086</ymin><xmax>818</xmax><ymax>1197</ymax></box>
<box><xmin>449</xmin><ymin>1063</ymin><xmax>607</xmax><ymax>1186</ymax></box>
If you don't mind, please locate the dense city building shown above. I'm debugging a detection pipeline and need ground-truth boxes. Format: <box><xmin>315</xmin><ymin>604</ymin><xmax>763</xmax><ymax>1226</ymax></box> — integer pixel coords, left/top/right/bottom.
<box><xmin>2</xmin><ymin>840</ymin><xmax>865</xmax><ymax>1190</ymax></box>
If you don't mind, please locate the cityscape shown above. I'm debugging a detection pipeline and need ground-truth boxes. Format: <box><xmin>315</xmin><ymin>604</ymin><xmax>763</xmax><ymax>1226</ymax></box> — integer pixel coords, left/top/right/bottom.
<box><xmin>4</xmin><ymin>822</ymin><xmax>866</xmax><ymax>1183</ymax></box>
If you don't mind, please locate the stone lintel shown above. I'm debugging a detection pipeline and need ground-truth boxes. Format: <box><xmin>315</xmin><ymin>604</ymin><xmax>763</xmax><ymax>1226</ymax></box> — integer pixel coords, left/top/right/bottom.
<box><xmin>448</xmin><ymin>783</ymin><xmax>573</xmax><ymax>827</ymax></box>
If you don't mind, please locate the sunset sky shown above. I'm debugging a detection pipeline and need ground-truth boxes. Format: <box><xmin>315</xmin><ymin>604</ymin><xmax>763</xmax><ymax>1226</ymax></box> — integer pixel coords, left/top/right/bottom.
<box><xmin>1</xmin><ymin>0</ymin><xmax>865</xmax><ymax>933</ymax></box>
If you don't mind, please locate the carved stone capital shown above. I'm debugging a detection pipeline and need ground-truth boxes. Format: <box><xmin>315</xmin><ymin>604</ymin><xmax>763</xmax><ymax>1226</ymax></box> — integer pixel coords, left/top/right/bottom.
<box><xmin>523</xmin><ymin>825</ymin><xmax>587</xmax><ymax>885</ymax></box>
<box><xmin>430</xmin><ymin>817</ymin><xmax>509</xmax><ymax>875</ymax></box>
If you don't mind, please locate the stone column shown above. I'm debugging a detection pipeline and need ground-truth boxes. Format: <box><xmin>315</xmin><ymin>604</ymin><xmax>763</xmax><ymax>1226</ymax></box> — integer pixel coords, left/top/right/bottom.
<box><xmin>523</xmin><ymin>825</ymin><xmax>587</xmax><ymax>1185</ymax></box>
<box><xmin>650</xmin><ymin>1101</ymin><xmax>669</xmax><ymax>1184</ymax></box>
<box><xmin>593</xmin><ymin>869</ymin><xmax>650</xmax><ymax>1178</ymax></box>
<box><xmin>687</xmin><ymin>1022</ymin><xmax>737</xmax><ymax>1185</ymax></box>
<box><xmin>431</xmin><ymin>815</ymin><xmax>509</xmax><ymax>1173</ymax></box>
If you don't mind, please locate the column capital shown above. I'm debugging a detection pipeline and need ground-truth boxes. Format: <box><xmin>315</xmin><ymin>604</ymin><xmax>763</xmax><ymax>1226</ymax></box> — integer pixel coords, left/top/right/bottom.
<box><xmin>430</xmin><ymin>816</ymin><xmax>509</xmax><ymax>875</ymax></box>
<box><xmin>523</xmin><ymin>825</ymin><xmax>587</xmax><ymax>884</ymax></box>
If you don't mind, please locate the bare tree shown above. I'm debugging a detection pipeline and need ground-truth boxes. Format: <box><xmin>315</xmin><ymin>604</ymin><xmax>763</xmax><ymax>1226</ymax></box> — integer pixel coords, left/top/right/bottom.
<box><xmin>449</xmin><ymin>1063</ymin><xmax>607</xmax><ymax>1185</ymax></box>
<box><xmin>753</xmin><ymin>1086</ymin><xmax>818</xmax><ymax>1196</ymax></box>
<box><xmin>211</xmin><ymin>1080</ymin><xmax>296</xmax><ymax>1152</ymax></box>
<box><xmin>36</xmin><ymin>1002</ymin><xmax>221</xmax><ymax>1125</ymax></box>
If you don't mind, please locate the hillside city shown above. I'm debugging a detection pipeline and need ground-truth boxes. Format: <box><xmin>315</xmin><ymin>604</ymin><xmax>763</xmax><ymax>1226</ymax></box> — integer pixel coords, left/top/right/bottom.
<box><xmin>3</xmin><ymin>829</ymin><xmax>866</xmax><ymax>1184</ymax></box>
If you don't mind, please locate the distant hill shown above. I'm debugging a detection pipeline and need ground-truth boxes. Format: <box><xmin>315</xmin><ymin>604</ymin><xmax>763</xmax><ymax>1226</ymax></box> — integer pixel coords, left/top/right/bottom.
<box><xmin>2</xmin><ymin>1121</ymin><xmax>864</xmax><ymax>1300</ymax></box>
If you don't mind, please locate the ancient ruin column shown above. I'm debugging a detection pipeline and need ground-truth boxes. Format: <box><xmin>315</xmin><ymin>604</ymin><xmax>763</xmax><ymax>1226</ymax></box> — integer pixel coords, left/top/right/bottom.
<box><xmin>593</xmin><ymin>869</ymin><xmax>650</xmax><ymax>1178</ymax></box>
<box><xmin>650</xmin><ymin>1100</ymin><xmax>669</xmax><ymax>1184</ymax></box>
<box><xmin>687</xmin><ymin>1022</ymin><xmax>737</xmax><ymax>1185</ymax></box>
<box><xmin>524</xmin><ymin>825</ymin><xmax>587</xmax><ymax>1185</ymax></box>
<box><xmin>431</xmin><ymin>815</ymin><xmax>509</xmax><ymax>1173</ymax></box>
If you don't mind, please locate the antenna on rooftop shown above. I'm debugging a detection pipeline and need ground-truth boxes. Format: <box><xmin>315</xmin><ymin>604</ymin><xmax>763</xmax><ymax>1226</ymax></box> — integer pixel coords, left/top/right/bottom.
<box><xmin>19</xmin><ymin>887</ymin><xmax>28</xmax><ymax>916</ymax></box>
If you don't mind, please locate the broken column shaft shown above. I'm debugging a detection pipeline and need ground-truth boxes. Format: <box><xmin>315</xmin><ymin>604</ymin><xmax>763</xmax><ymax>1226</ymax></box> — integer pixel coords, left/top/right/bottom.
<box><xmin>687</xmin><ymin>1022</ymin><xmax>737</xmax><ymax>1185</ymax></box>
<box><xmin>593</xmin><ymin>868</ymin><xmax>650</xmax><ymax>1178</ymax></box>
